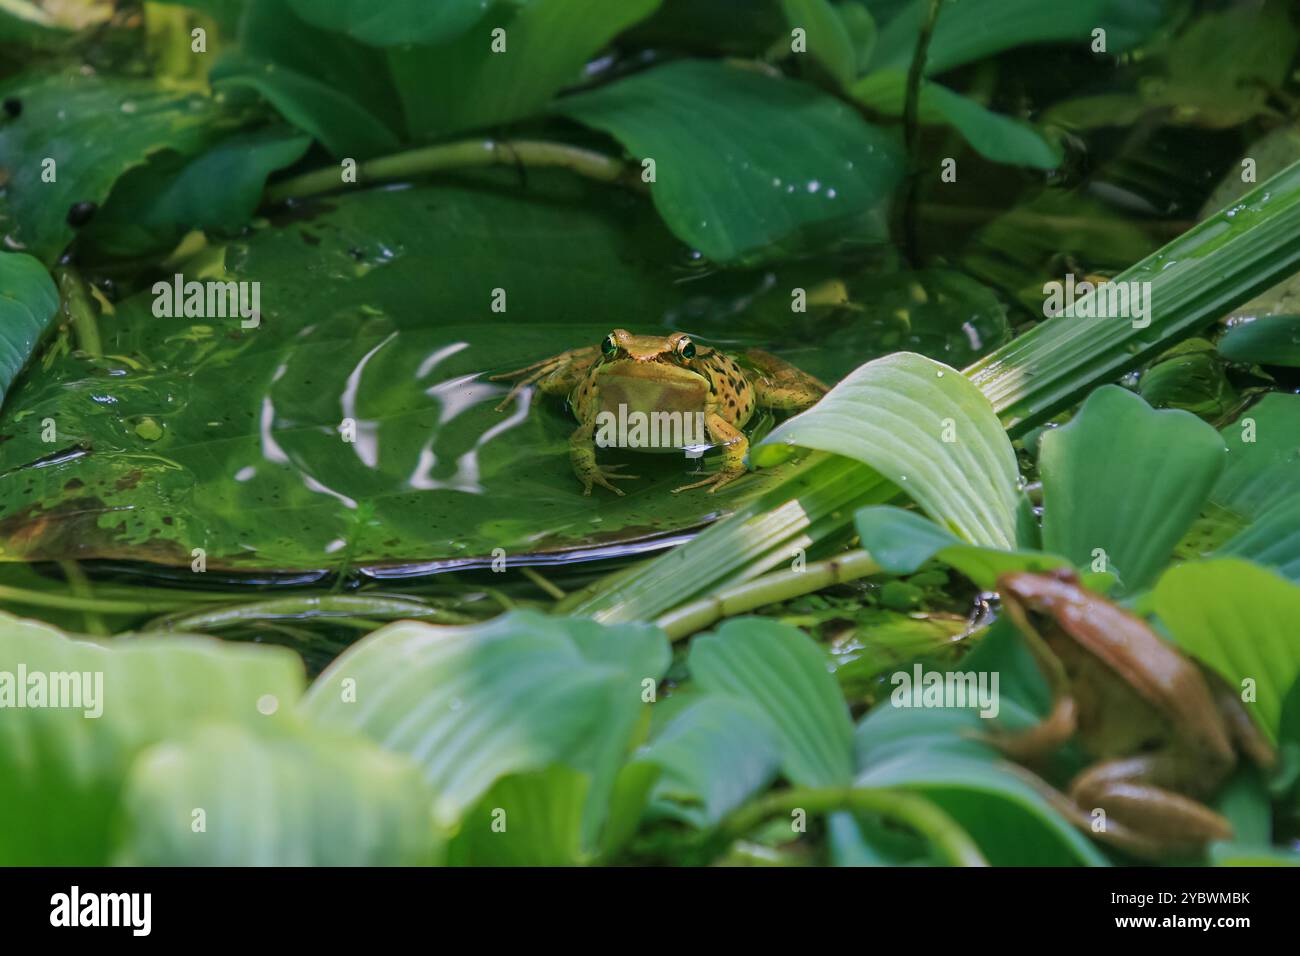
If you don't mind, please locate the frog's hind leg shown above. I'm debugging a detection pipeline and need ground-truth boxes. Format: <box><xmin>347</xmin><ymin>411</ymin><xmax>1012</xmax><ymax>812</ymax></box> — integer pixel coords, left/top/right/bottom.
<box><xmin>570</xmin><ymin>419</ymin><xmax>639</xmax><ymax>496</ymax></box>
<box><xmin>490</xmin><ymin>346</ymin><xmax>599</xmax><ymax>411</ymax></box>
<box><xmin>744</xmin><ymin>348</ymin><xmax>828</xmax><ymax>412</ymax></box>
<box><xmin>672</xmin><ymin>411</ymin><xmax>748</xmax><ymax>494</ymax></box>
<box><xmin>1067</xmin><ymin>755</ymin><xmax>1234</xmax><ymax>860</ymax></box>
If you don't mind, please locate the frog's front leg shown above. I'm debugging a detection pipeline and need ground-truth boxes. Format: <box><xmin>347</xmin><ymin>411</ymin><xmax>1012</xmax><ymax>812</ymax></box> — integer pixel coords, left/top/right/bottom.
<box><xmin>1067</xmin><ymin>755</ymin><xmax>1234</xmax><ymax>859</ymax></box>
<box><xmin>671</xmin><ymin>410</ymin><xmax>747</xmax><ymax>494</ymax></box>
<box><xmin>490</xmin><ymin>346</ymin><xmax>598</xmax><ymax>411</ymax></box>
<box><xmin>744</xmin><ymin>348</ymin><xmax>828</xmax><ymax>412</ymax></box>
<box><xmin>570</xmin><ymin>416</ymin><xmax>639</xmax><ymax>496</ymax></box>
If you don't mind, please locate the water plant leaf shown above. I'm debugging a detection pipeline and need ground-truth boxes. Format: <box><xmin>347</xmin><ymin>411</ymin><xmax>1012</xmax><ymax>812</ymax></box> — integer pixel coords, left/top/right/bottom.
<box><xmin>0</xmin><ymin>70</ymin><xmax>226</xmax><ymax>263</ymax></box>
<box><xmin>285</xmin><ymin>0</ymin><xmax>490</xmax><ymax>47</ymax></box>
<box><xmin>0</xmin><ymin>610</ymin><xmax>305</xmax><ymax>865</ymax></box>
<box><xmin>301</xmin><ymin>611</ymin><xmax>668</xmax><ymax>837</ymax></box>
<box><xmin>781</xmin><ymin>0</ymin><xmax>859</xmax><ymax>88</ymax></box>
<box><xmin>850</xmin><ymin>70</ymin><xmax>1060</xmax><ymax>169</ymax></box>
<box><xmin>1217</xmin><ymin>315</ymin><xmax>1300</xmax><ymax>368</ymax></box>
<box><xmin>754</xmin><ymin>351</ymin><xmax>1022</xmax><ymax>549</ymax></box>
<box><xmin>688</xmin><ymin>618</ymin><xmax>854</xmax><ymax>786</ymax></box>
<box><xmin>1210</xmin><ymin>394</ymin><xmax>1300</xmax><ymax>523</ymax></box>
<box><xmin>556</xmin><ymin>58</ymin><xmax>904</xmax><ymax>266</ymax></box>
<box><xmin>1038</xmin><ymin>385</ymin><xmax>1226</xmax><ymax>593</ymax></box>
<box><xmin>450</xmin><ymin>765</ymin><xmax>591</xmax><ymax>866</ymax></box>
<box><xmin>0</xmin><ymin>251</ymin><xmax>58</xmax><ymax>410</ymax></box>
<box><xmin>391</xmin><ymin>0</ymin><xmax>663</xmax><ymax>138</ymax></box>
<box><xmin>854</xmin><ymin>505</ymin><xmax>1068</xmax><ymax>589</ymax></box>
<box><xmin>1216</xmin><ymin>498</ymin><xmax>1300</xmax><ymax>585</ymax></box>
<box><xmin>114</xmin><ymin>723</ymin><xmax>440</xmax><ymax>865</ymax></box>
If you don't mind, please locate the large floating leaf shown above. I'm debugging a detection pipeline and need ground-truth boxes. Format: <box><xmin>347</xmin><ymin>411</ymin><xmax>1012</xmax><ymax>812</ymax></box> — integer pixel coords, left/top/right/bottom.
<box><xmin>0</xmin><ymin>70</ymin><xmax>226</xmax><ymax>263</ymax></box>
<box><xmin>114</xmin><ymin>724</ymin><xmax>440</xmax><ymax>865</ymax></box>
<box><xmin>0</xmin><ymin>610</ymin><xmax>304</xmax><ymax>865</ymax></box>
<box><xmin>1210</xmin><ymin>394</ymin><xmax>1300</xmax><ymax>524</ymax></box>
<box><xmin>556</xmin><ymin>58</ymin><xmax>904</xmax><ymax>266</ymax></box>
<box><xmin>0</xmin><ymin>251</ymin><xmax>58</xmax><ymax>410</ymax></box>
<box><xmin>1216</xmin><ymin>498</ymin><xmax>1300</xmax><ymax>585</ymax></box>
<box><xmin>392</xmin><ymin>0</ymin><xmax>663</xmax><ymax>138</ymax></box>
<box><xmin>1217</xmin><ymin>315</ymin><xmax>1300</xmax><ymax>368</ymax></box>
<box><xmin>0</xmin><ymin>173</ymin><xmax>823</xmax><ymax>571</ymax></box>
<box><xmin>450</xmin><ymin>765</ymin><xmax>591</xmax><ymax>866</ymax></box>
<box><xmin>754</xmin><ymin>351</ymin><xmax>1022</xmax><ymax>549</ymax></box>
<box><xmin>1038</xmin><ymin>386</ymin><xmax>1225</xmax><ymax>592</ymax></box>
<box><xmin>286</xmin><ymin>0</ymin><xmax>490</xmax><ymax>47</ymax></box>
<box><xmin>1154</xmin><ymin>558</ymin><xmax>1300</xmax><ymax>744</ymax></box>
<box><xmin>688</xmin><ymin>618</ymin><xmax>854</xmax><ymax>786</ymax></box>
<box><xmin>301</xmin><ymin>611</ymin><xmax>668</xmax><ymax>840</ymax></box>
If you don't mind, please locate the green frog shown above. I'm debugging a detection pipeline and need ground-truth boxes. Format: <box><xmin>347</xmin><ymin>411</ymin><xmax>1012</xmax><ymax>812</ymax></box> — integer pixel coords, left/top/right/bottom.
<box><xmin>990</xmin><ymin>569</ymin><xmax>1276</xmax><ymax>860</ymax></box>
<box><xmin>491</xmin><ymin>329</ymin><xmax>826</xmax><ymax>495</ymax></box>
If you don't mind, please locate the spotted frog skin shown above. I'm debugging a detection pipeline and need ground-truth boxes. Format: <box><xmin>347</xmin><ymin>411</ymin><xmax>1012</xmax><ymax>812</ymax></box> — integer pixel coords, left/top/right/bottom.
<box><xmin>491</xmin><ymin>329</ymin><xmax>827</xmax><ymax>495</ymax></box>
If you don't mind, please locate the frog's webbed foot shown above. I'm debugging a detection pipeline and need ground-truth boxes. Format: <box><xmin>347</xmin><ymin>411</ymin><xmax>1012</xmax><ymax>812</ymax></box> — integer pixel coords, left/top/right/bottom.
<box><xmin>584</xmin><ymin>464</ymin><xmax>640</xmax><ymax>497</ymax></box>
<box><xmin>490</xmin><ymin>347</ymin><xmax>598</xmax><ymax>412</ymax></box>
<box><xmin>570</xmin><ymin>422</ymin><xmax>639</xmax><ymax>496</ymax></box>
<box><xmin>671</xmin><ymin>412</ymin><xmax>748</xmax><ymax>494</ymax></box>
<box><xmin>1067</xmin><ymin>756</ymin><xmax>1234</xmax><ymax>860</ymax></box>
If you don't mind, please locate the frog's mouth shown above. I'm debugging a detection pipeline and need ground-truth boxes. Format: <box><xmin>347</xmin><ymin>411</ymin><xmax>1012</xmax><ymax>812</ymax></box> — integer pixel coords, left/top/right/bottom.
<box><xmin>594</xmin><ymin>361</ymin><xmax>708</xmax><ymax>417</ymax></box>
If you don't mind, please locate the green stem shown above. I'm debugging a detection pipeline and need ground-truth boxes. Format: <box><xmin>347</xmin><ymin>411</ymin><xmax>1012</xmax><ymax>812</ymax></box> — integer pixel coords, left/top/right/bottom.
<box><xmin>657</xmin><ymin>549</ymin><xmax>879</xmax><ymax>640</ymax></box>
<box><xmin>55</xmin><ymin>265</ymin><xmax>102</xmax><ymax>358</ymax></box>
<box><xmin>0</xmin><ymin>584</ymin><xmax>188</xmax><ymax>615</ymax></box>
<box><xmin>721</xmin><ymin>786</ymin><xmax>987</xmax><ymax>867</ymax></box>
<box><xmin>266</xmin><ymin>139</ymin><xmax>642</xmax><ymax>205</ymax></box>
<box><xmin>901</xmin><ymin>0</ymin><xmax>944</xmax><ymax>265</ymax></box>
<box><xmin>146</xmin><ymin>593</ymin><xmax>476</xmax><ymax>632</ymax></box>
<box><xmin>57</xmin><ymin>561</ymin><xmax>108</xmax><ymax>635</ymax></box>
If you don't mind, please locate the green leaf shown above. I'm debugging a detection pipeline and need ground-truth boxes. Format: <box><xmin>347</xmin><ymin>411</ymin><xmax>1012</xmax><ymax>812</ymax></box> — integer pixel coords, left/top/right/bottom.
<box><xmin>0</xmin><ymin>251</ymin><xmax>58</xmax><ymax>410</ymax></box>
<box><xmin>1038</xmin><ymin>386</ymin><xmax>1226</xmax><ymax>592</ymax></box>
<box><xmin>688</xmin><ymin>618</ymin><xmax>854</xmax><ymax>786</ymax></box>
<box><xmin>1154</xmin><ymin>558</ymin><xmax>1300</xmax><ymax>744</ymax></box>
<box><xmin>81</xmin><ymin>128</ymin><xmax>311</xmax><ymax>258</ymax></box>
<box><xmin>301</xmin><ymin>611</ymin><xmax>668</xmax><ymax>834</ymax></box>
<box><xmin>639</xmin><ymin>696</ymin><xmax>781</xmax><ymax>827</ymax></box>
<box><xmin>854</xmin><ymin>505</ymin><xmax>1068</xmax><ymax>589</ymax></box>
<box><xmin>869</xmin><ymin>0</ymin><xmax>1167</xmax><ymax>77</ymax></box>
<box><xmin>1216</xmin><ymin>498</ymin><xmax>1300</xmax><ymax>585</ymax></box>
<box><xmin>850</xmin><ymin>70</ymin><xmax>1060</xmax><ymax>169</ymax></box>
<box><xmin>1210</xmin><ymin>394</ymin><xmax>1300</xmax><ymax>523</ymax></box>
<box><xmin>450</xmin><ymin>765</ymin><xmax>591</xmax><ymax>866</ymax></box>
<box><xmin>556</xmin><ymin>58</ymin><xmax>904</xmax><ymax>266</ymax></box>
<box><xmin>0</xmin><ymin>610</ymin><xmax>305</xmax><ymax>864</ymax></box>
<box><xmin>1218</xmin><ymin>315</ymin><xmax>1300</xmax><ymax>368</ymax></box>
<box><xmin>286</xmin><ymin>0</ymin><xmax>490</xmax><ymax>47</ymax></box>
<box><xmin>0</xmin><ymin>70</ymin><xmax>227</xmax><ymax>263</ymax></box>
<box><xmin>392</xmin><ymin>0</ymin><xmax>663</xmax><ymax>138</ymax></box>
<box><xmin>755</xmin><ymin>352</ymin><xmax>1022</xmax><ymax>549</ymax></box>
<box><xmin>781</xmin><ymin>0</ymin><xmax>859</xmax><ymax>88</ymax></box>
<box><xmin>114</xmin><ymin>724</ymin><xmax>440</xmax><ymax>865</ymax></box>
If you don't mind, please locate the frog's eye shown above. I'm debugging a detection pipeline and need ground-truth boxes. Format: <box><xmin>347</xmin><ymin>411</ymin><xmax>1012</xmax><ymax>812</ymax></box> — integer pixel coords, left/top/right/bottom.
<box><xmin>601</xmin><ymin>334</ymin><xmax>618</xmax><ymax>357</ymax></box>
<box><xmin>676</xmin><ymin>337</ymin><xmax>696</xmax><ymax>359</ymax></box>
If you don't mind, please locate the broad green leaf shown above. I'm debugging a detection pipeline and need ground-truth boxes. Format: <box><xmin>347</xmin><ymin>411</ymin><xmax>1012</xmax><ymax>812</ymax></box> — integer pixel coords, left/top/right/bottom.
<box><xmin>854</xmin><ymin>505</ymin><xmax>1068</xmax><ymax>589</ymax></box>
<box><xmin>556</xmin><ymin>59</ymin><xmax>904</xmax><ymax>266</ymax></box>
<box><xmin>755</xmin><ymin>352</ymin><xmax>1021</xmax><ymax>549</ymax></box>
<box><xmin>0</xmin><ymin>173</ymin><xmax>821</xmax><ymax>570</ymax></box>
<box><xmin>450</xmin><ymin>765</ymin><xmax>591</xmax><ymax>866</ymax></box>
<box><xmin>0</xmin><ymin>610</ymin><xmax>304</xmax><ymax>864</ymax></box>
<box><xmin>0</xmin><ymin>70</ymin><xmax>226</xmax><ymax>263</ymax></box>
<box><xmin>869</xmin><ymin>0</ymin><xmax>1167</xmax><ymax>77</ymax></box>
<box><xmin>1216</xmin><ymin>498</ymin><xmax>1300</xmax><ymax>585</ymax></box>
<box><xmin>689</xmin><ymin>618</ymin><xmax>854</xmax><ymax>786</ymax></box>
<box><xmin>854</xmin><ymin>705</ymin><xmax>1109</xmax><ymax>866</ymax></box>
<box><xmin>81</xmin><ymin>128</ymin><xmax>311</xmax><ymax>258</ymax></box>
<box><xmin>301</xmin><ymin>611</ymin><xmax>668</xmax><ymax>833</ymax></box>
<box><xmin>286</xmin><ymin>0</ymin><xmax>490</xmax><ymax>47</ymax></box>
<box><xmin>114</xmin><ymin>724</ymin><xmax>440</xmax><ymax>865</ymax></box>
<box><xmin>1210</xmin><ymin>394</ymin><xmax>1300</xmax><ymax>522</ymax></box>
<box><xmin>850</xmin><ymin>70</ymin><xmax>1060</xmax><ymax>169</ymax></box>
<box><xmin>1217</xmin><ymin>315</ymin><xmax>1300</xmax><ymax>368</ymax></box>
<box><xmin>781</xmin><ymin>0</ymin><xmax>858</xmax><ymax>88</ymax></box>
<box><xmin>0</xmin><ymin>251</ymin><xmax>58</xmax><ymax>409</ymax></box>
<box><xmin>639</xmin><ymin>696</ymin><xmax>781</xmax><ymax>827</ymax></box>
<box><xmin>1038</xmin><ymin>386</ymin><xmax>1226</xmax><ymax>592</ymax></box>
<box><xmin>835</xmin><ymin>0</ymin><xmax>877</xmax><ymax>73</ymax></box>
<box><xmin>392</xmin><ymin>0</ymin><xmax>663</xmax><ymax>138</ymax></box>
<box><xmin>1154</xmin><ymin>558</ymin><xmax>1300</xmax><ymax>743</ymax></box>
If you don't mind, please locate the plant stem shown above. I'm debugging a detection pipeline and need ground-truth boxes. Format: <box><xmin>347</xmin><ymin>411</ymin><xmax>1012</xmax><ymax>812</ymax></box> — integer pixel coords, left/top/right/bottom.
<box><xmin>265</xmin><ymin>139</ymin><xmax>642</xmax><ymax>205</ymax></box>
<box><xmin>145</xmin><ymin>593</ymin><xmax>476</xmax><ymax>632</ymax></box>
<box><xmin>54</xmin><ymin>265</ymin><xmax>102</xmax><ymax>358</ymax></box>
<box><xmin>0</xmin><ymin>585</ymin><xmax>188</xmax><ymax>615</ymax></box>
<box><xmin>520</xmin><ymin>566</ymin><xmax>566</xmax><ymax>601</ymax></box>
<box><xmin>721</xmin><ymin>786</ymin><xmax>987</xmax><ymax>867</ymax></box>
<box><xmin>901</xmin><ymin>0</ymin><xmax>944</xmax><ymax>265</ymax></box>
<box><xmin>56</xmin><ymin>561</ymin><xmax>109</xmax><ymax>635</ymax></box>
<box><xmin>657</xmin><ymin>548</ymin><xmax>879</xmax><ymax>640</ymax></box>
